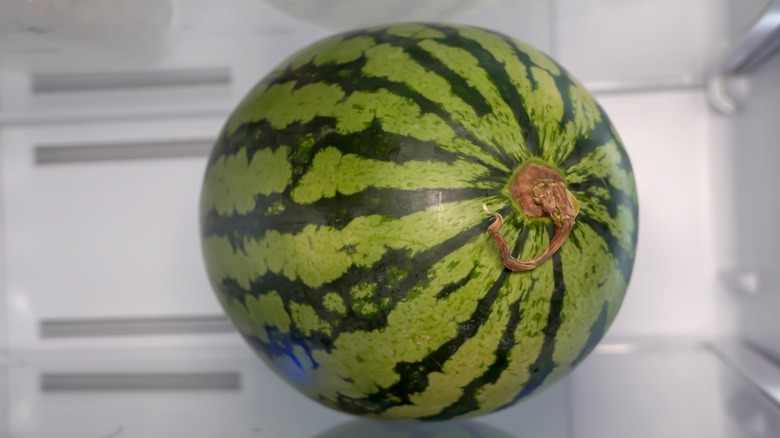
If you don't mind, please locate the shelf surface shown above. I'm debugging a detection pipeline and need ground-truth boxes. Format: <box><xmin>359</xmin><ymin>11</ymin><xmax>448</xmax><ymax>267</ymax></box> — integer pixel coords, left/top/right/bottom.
<box><xmin>0</xmin><ymin>0</ymin><xmax>733</xmax><ymax>123</ymax></box>
<box><xmin>1</xmin><ymin>342</ymin><xmax>779</xmax><ymax>438</ymax></box>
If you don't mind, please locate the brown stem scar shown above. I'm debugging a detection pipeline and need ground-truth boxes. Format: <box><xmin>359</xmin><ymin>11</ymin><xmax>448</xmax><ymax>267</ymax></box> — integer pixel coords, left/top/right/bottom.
<box><xmin>486</xmin><ymin>163</ymin><xmax>579</xmax><ymax>271</ymax></box>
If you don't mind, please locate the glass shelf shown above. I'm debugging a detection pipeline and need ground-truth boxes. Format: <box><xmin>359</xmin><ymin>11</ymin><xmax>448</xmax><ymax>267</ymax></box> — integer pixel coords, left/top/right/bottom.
<box><xmin>2</xmin><ymin>342</ymin><xmax>779</xmax><ymax>438</ymax></box>
<box><xmin>0</xmin><ymin>0</ymin><xmax>751</xmax><ymax>113</ymax></box>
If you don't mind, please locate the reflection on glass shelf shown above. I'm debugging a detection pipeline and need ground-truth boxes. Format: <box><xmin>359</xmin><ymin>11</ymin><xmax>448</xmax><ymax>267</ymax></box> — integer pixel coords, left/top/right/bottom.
<box><xmin>0</xmin><ymin>0</ymin><xmax>730</xmax><ymax>97</ymax></box>
<box><xmin>1</xmin><ymin>344</ymin><xmax>779</xmax><ymax>438</ymax></box>
<box><xmin>0</xmin><ymin>364</ymin><xmax>8</xmax><ymax>438</ymax></box>
<box><xmin>313</xmin><ymin>419</ymin><xmax>516</xmax><ymax>438</ymax></box>
<box><xmin>264</xmin><ymin>0</ymin><xmax>494</xmax><ymax>30</ymax></box>
<box><xmin>262</xmin><ymin>0</ymin><xmax>553</xmax><ymax>53</ymax></box>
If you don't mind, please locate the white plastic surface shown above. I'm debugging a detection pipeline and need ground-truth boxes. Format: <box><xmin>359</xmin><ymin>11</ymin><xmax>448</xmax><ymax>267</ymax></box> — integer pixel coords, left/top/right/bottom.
<box><xmin>555</xmin><ymin>0</ymin><xmax>716</xmax><ymax>85</ymax></box>
<box><xmin>0</xmin><ymin>145</ymin><xmax>7</xmax><ymax>351</ymax></box>
<box><xmin>720</xmin><ymin>50</ymin><xmax>780</xmax><ymax>362</ymax></box>
<box><xmin>0</xmin><ymin>117</ymin><xmax>242</xmax><ymax>350</ymax></box>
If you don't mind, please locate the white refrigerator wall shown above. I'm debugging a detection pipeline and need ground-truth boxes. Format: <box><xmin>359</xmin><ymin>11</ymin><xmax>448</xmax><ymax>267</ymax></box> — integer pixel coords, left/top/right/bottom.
<box><xmin>718</xmin><ymin>51</ymin><xmax>780</xmax><ymax>363</ymax></box>
<box><xmin>0</xmin><ymin>118</ymin><xmax>248</xmax><ymax>351</ymax></box>
<box><xmin>599</xmin><ymin>89</ymin><xmax>726</xmax><ymax>339</ymax></box>
<box><xmin>0</xmin><ymin>0</ymin><xmax>770</xmax><ymax>350</ymax></box>
<box><xmin>0</xmin><ymin>145</ymin><xmax>7</xmax><ymax>351</ymax></box>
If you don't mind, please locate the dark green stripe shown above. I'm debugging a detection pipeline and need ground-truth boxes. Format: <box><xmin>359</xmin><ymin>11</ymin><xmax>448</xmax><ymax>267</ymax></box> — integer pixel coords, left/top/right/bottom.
<box><xmin>210</xmin><ymin>114</ymin><xmax>494</xmax><ymax>171</ymax></box>
<box><xmin>217</xmin><ymin>211</ymin><xmax>510</xmax><ymax>354</ymax></box>
<box><xmin>569</xmin><ymin>177</ymin><xmax>637</xmax><ymax>219</ymax></box>
<box><xmin>201</xmin><ymin>186</ymin><xmax>493</xmax><ymax>251</ymax></box>
<box><xmin>336</xmin><ymin>270</ymin><xmax>511</xmax><ymax>415</ymax></box>
<box><xmin>502</xmin><ymin>34</ymin><xmax>579</xmax><ymax>155</ymax></box>
<box><xmin>369</xmin><ymin>30</ymin><xmax>492</xmax><ymax>117</ymax></box>
<box><xmin>504</xmin><ymin>37</ymin><xmax>575</xmax><ymax>130</ymax></box>
<box><xmin>204</xmin><ymin>111</ymin><xmax>508</xmax><ymax>253</ymax></box>
<box><xmin>208</xmin><ymin>116</ymin><xmax>327</xmax><ymax>168</ymax></box>
<box><xmin>429</xmin><ymin>25</ymin><xmax>541</xmax><ymax>158</ymax></box>
<box><xmin>332</xmin><ymin>215</ymin><xmax>525</xmax><ymax>416</ymax></box>
<box><xmin>334</xmin><ymin>68</ymin><xmax>516</xmax><ymax>171</ymax></box>
<box><xmin>422</xmin><ymin>298</ymin><xmax>524</xmax><ymax>420</ymax></box>
<box><xmin>264</xmin><ymin>26</ymin><xmax>382</xmax><ymax>89</ymax></box>
<box><xmin>571</xmin><ymin>302</ymin><xmax>609</xmax><ymax>368</ymax></box>
<box><xmin>549</xmin><ymin>68</ymin><xmax>577</xmax><ymax>132</ymax></box>
<box><xmin>498</xmin><ymin>224</ymin><xmax>565</xmax><ymax>409</ymax></box>
<box><xmin>212</xmin><ymin>97</ymin><xmax>510</xmax><ymax>181</ymax></box>
<box><xmin>577</xmin><ymin>216</ymin><xmax>636</xmax><ymax>283</ymax></box>
<box><xmin>435</xmin><ymin>265</ymin><xmax>479</xmax><ymax>300</ymax></box>
<box><xmin>270</xmin><ymin>48</ymin><xmax>514</xmax><ymax>171</ymax></box>
<box><xmin>501</xmin><ymin>36</ymin><xmax>540</xmax><ymax>89</ymax></box>
<box><xmin>559</xmin><ymin>105</ymin><xmax>617</xmax><ymax>169</ymax></box>
<box><xmin>287</xmin><ymin>51</ymin><xmax>366</xmax><ymax>91</ymax></box>
<box><xmin>502</xmin><ymin>35</ymin><xmax>579</xmax><ymax>133</ymax></box>
<box><xmin>560</xmin><ymin>125</ymin><xmax>609</xmax><ymax>170</ymax></box>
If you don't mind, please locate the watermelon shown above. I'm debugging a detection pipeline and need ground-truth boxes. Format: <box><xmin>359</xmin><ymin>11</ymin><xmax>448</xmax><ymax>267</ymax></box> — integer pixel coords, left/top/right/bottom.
<box><xmin>200</xmin><ymin>23</ymin><xmax>638</xmax><ymax>421</ymax></box>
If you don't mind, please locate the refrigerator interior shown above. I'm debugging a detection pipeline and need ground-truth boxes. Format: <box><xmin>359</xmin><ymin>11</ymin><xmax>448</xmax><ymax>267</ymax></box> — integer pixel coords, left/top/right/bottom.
<box><xmin>1</xmin><ymin>0</ymin><xmax>780</xmax><ymax>436</ymax></box>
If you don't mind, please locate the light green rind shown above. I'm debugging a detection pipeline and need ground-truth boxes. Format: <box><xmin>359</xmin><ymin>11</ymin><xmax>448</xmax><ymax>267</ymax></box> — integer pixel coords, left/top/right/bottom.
<box><xmin>415</xmin><ymin>39</ymin><xmax>528</xmax><ymax>163</ymax></box>
<box><xmin>455</xmin><ymin>28</ymin><xmax>567</xmax><ymax>162</ymax></box>
<box><xmin>288</xmin><ymin>35</ymin><xmax>349</xmax><ymax>70</ymax></box>
<box><xmin>314</xmin><ymin>36</ymin><xmax>376</xmax><ymax>66</ymax></box>
<box><xmin>224</xmin><ymin>296</ymin><xmax>259</xmax><ymax>338</ymax></box>
<box><xmin>362</xmin><ymin>42</ymin><xmax>514</xmax><ymax>170</ymax></box>
<box><xmin>509</xmin><ymin>38</ymin><xmax>561</xmax><ymax>76</ymax></box>
<box><xmin>291</xmin><ymin>146</ymin><xmax>496</xmax><ymax>204</ymax></box>
<box><xmin>227</xmin><ymin>292</ymin><xmax>291</xmax><ymax>343</ymax></box>
<box><xmin>202</xmin><ymin>197</ymin><xmax>506</xmax><ymax>289</ymax></box>
<box><xmin>309</xmin><ymin>232</ymin><xmax>506</xmax><ymax>405</ymax></box>
<box><xmin>548</xmin><ymin>224</ymin><xmax>626</xmax><ymax>380</ymax></box>
<box><xmin>323</xmin><ymin>292</ymin><xmax>347</xmax><ymax>315</ymax></box>
<box><xmin>385</xmin><ymin>23</ymin><xmax>447</xmax><ymax>39</ymax></box>
<box><xmin>225</xmin><ymin>78</ymin><xmax>506</xmax><ymax>172</ymax></box>
<box><xmin>470</xmin><ymin>225</ymin><xmax>553</xmax><ymax>415</ymax></box>
<box><xmin>455</xmin><ymin>27</ymin><xmax>603</xmax><ymax>166</ymax></box>
<box><xmin>350</xmin><ymin>282</ymin><xmax>377</xmax><ymax>300</ymax></box>
<box><xmin>201</xmin><ymin>147</ymin><xmax>292</xmax><ymax>215</ymax></box>
<box><xmin>248</xmin><ymin>81</ymin><xmax>346</xmax><ymax>131</ymax></box>
<box><xmin>290</xmin><ymin>302</ymin><xmax>333</xmax><ymax>336</ymax></box>
<box><xmin>390</xmin><ymin>222</ymin><xmax>556</xmax><ymax>420</ymax></box>
<box><xmin>575</xmin><ymin>195</ymin><xmax>637</xmax><ymax>255</ymax></box>
<box><xmin>353</xmin><ymin>300</ymin><xmax>379</xmax><ymax>316</ymax></box>
<box><xmin>565</xmin><ymin>140</ymin><xmax>637</xmax><ymax>200</ymax></box>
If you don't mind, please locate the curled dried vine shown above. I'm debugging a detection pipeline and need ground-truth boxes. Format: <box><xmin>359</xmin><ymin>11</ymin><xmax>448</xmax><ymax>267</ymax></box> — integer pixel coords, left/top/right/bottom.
<box><xmin>486</xmin><ymin>163</ymin><xmax>579</xmax><ymax>271</ymax></box>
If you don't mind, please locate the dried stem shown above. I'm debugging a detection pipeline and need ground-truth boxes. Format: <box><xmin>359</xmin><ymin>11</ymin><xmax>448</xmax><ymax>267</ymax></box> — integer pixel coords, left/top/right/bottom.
<box><xmin>487</xmin><ymin>164</ymin><xmax>579</xmax><ymax>271</ymax></box>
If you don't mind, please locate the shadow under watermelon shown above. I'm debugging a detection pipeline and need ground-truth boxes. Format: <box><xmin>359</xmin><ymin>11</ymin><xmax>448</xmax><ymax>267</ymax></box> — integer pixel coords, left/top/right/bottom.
<box><xmin>311</xmin><ymin>418</ymin><xmax>519</xmax><ymax>438</ymax></box>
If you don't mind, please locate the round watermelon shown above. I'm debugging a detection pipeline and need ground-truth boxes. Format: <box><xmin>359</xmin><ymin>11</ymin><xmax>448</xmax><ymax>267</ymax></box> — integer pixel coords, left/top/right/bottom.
<box><xmin>200</xmin><ymin>23</ymin><xmax>638</xmax><ymax>421</ymax></box>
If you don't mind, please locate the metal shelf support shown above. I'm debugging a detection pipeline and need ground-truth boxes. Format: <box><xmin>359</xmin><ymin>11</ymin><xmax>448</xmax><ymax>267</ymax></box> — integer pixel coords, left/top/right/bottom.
<box><xmin>708</xmin><ymin>0</ymin><xmax>780</xmax><ymax>114</ymax></box>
